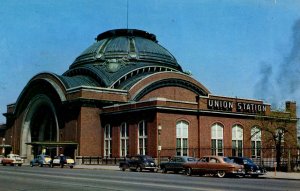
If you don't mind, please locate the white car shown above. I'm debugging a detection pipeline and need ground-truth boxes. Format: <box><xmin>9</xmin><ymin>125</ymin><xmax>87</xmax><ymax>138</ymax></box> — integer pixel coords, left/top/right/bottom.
<box><xmin>50</xmin><ymin>155</ymin><xmax>75</xmax><ymax>168</ymax></box>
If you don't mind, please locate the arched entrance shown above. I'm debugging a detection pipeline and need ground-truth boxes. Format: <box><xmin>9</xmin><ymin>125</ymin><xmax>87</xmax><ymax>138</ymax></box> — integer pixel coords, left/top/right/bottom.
<box><xmin>20</xmin><ymin>94</ymin><xmax>59</xmax><ymax>161</ymax></box>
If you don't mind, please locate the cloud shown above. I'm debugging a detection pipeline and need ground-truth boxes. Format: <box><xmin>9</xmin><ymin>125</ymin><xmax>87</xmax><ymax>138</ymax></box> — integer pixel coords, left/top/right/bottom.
<box><xmin>255</xmin><ymin>18</ymin><xmax>300</xmax><ymax>115</ymax></box>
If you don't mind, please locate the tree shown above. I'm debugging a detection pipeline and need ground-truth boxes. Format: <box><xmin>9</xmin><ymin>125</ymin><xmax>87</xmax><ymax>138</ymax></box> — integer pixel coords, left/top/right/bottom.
<box><xmin>254</xmin><ymin>109</ymin><xmax>298</xmax><ymax>171</ymax></box>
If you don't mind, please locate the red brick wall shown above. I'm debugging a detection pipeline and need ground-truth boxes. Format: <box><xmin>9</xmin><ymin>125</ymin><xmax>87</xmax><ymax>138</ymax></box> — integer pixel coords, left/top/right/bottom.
<box><xmin>140</xmin><ymin>86</ymin><xmax>198</xmax><ymax>102</ymax></box>
<box><xmin>78</xmin><ymin>107</ymin><xmax>101</xmax><ymax>156</ymax></box>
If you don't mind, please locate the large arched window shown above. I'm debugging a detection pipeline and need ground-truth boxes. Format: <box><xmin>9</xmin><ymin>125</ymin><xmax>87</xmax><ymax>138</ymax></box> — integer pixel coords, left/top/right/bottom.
<box><xmin>104</xmin><ymin>124</ymin><xmax>112</xmax><ymax>158</ymax></box>
<box><xmin>211</xmin><ymin>123</ymin><xmax>223</xmax><ymax>156</ymax></box>
<box><xmin>138</xmin><ymin>121</ymin><xmax>148</xmax><ymax>155</ymax></box>
<box><xmin>251</xmin><ymin>126</ymin><xmax>261</xmax><ymax>158</ymax></box>
<box><xmin>176</xmin><ymin>121</ymin><xmax>189</xmax><ymax>156</ymax></box>
<box><xmin>232</xmin><ymin>125</ymin><xmax>243</xmax><ymax>157</ymax></box>
<box><xmin>120</xmin><ymin>122</ymin><xmax>129</xmax><ymax>157</ymax></box>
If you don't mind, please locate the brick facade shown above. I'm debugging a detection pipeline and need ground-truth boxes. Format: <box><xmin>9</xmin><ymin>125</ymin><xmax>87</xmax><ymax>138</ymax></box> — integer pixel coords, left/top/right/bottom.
<box><xmin>1</xmin><ymin>29</ymin><xmax>298</xmax><ymax>166</ymax></box>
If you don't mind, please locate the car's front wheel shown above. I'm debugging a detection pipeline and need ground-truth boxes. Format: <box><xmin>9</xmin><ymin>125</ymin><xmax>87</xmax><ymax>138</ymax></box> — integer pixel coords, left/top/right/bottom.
<box><xmin>136</xmin><ymin>166</ymin><xmax>142</xmax><ymax>172</ymax></box>
<box><xmin>217</xmin><ymin>171</ymin><xmax>226</xmax><ymax>178</ymax></box>
<box><xmin>121</xmin><ymin>165</ymin><xmax>127</xmax><ymax>171</ymax></box>
<box><xmin>185</xmin><ymin>168</ymin><xmax>193</xmax><ymax>176</ymax></box>
<box><xmin>161</xmin><ymin>167</ymin><xmax>167</xmax><ymax>173</ymax></box>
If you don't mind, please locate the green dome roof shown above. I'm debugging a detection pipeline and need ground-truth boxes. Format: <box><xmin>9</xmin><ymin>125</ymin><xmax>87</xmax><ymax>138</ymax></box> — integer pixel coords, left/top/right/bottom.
<box><xmin>70</xmin><ymin>29</ymin><xmax>181</xmax><ymax>70</ymax></box>
<box><xmin>62</xmin><ymin>29</ymin><xmax>183</xmax><ymax>89</ymax></box>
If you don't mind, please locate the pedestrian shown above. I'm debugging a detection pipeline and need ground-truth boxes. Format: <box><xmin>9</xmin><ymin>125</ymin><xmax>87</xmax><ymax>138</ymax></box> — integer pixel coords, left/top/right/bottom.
<box><xmin>60</xmin><ymin>154</ymin><xmax>65</xmax><ymax>168</ymax></box>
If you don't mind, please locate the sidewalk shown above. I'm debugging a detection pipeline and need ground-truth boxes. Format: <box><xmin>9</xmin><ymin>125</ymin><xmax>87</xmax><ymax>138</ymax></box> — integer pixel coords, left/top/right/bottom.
<box><xmin>74</xmin><ymin>165</ymin><xmax>300</xmax><ymax>180</ymax></box>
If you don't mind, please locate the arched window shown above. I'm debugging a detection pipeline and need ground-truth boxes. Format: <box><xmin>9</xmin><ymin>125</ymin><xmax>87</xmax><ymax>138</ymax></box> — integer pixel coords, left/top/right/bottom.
<box><xmin>251</xmin><ymin>126</ymin><xmax>261</xmax><ymax>158</ymax></box>
<box><xmin>211</xmin><ymin>123</ymin><xmax>223</xmax><ymax>156</ymax></box>
<box><xmin>232</xmin><ymin>125</ymin><xmax>243</xmax><ymax>157</ymax></box>
<box><xmin>176</xmin><ymin>121</ymin><xmax>189</xmax><ymax>156</ymax></box>
<box><xmin>104</xmin><ymin>124</ymin><xmax>112</xmax><ymax>158</ymax></box>
<box><xmin>120</xmin><ymin>122</ymin><xmax>129</xmax><ymax>157</ymax></box>
<box><xmin>138</xmin><ymin>121</ymin><xmax>148</xmax><ymax>155</ymax></box>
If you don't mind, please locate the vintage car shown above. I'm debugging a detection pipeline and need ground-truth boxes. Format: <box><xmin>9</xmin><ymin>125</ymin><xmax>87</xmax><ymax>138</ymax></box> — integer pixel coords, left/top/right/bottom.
<box><xmin>50</xmin><ymin>155</ymin><xmax>75</xmax><ymax>168</ymax></box>
<box><xmin>119</xmin><ymin>155</ymin><xmax>157</xmax><ymax>172</ymax></box>
<box><xmin>183</xmin><ymin>156</ymin><xmax>245</xmax><ymax>178</ymax></box>
<box><xmin>228</xmin><ymin>156</ymin><xmax>266</xmax><ymax>177</ymax></box>
<box><xmin>30</xmin><ymin>154</ymin><xmax>52</xmax><ymax>167</ymax></box>
<box><xmin>0</xmin><ymin>155</ymin><xmax>4</xmax><ymax>164</ymax></box>
<box><xmin>2</xmin><ymin>154</ymin><xmax>23</xmax><ymax>166</ymax></box>
<box><xmin>160</xmin><ymin>156</ymin><xmax>196</xmax><ymax>173</ymax></box>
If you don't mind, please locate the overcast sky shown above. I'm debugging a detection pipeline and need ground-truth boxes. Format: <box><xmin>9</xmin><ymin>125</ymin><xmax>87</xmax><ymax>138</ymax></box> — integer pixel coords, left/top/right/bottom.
<box><xmin>0</xmin><ymin>0</ymin><xmax>300</xmax><ymax>123</ymax></box>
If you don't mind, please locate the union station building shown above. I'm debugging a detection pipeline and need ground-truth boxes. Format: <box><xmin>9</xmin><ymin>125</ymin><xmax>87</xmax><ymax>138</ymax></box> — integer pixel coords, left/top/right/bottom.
<box><xmin>1</xmin><ymin>29</ymin><xmax>298</xmax><ymax>164</ymax></box>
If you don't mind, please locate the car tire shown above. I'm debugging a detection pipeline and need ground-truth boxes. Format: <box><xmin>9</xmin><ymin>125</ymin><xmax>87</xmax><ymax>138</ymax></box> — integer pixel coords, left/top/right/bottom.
<box><xmin>162</xmin><ymin>167</ymin><xmax>167</xmax><ymax>173</ymax></box>
<box><xmin>251</xmin><ymin>175</ymin><xmax>258</xmax><ymax>178</ymax></box>
<box><xmin>217</xmin><ymin>171</ymin><xmax>226</xmax><ymax>178</ymax></box>
<box><xmin>136</xmin><ymin>166</ymin><xmax>142</xmax><ymax>172</ymax></box>
<box><xmin>186</xmin><ymin>168</ymin><xmax>193</xmax><ymax>176</ymax></box>
<box><xmin>121</xmin><ymin>165</ymin><xmax>126</xmax><ymax>171</ymax></box>
<box><xmin>70</xmin><ymin>166</ymin><xmax>73</xmax><ymax>169</ymax></box>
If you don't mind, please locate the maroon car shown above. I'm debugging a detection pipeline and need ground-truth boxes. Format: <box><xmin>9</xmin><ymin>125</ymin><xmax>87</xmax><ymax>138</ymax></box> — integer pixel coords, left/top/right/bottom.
<box><xmin>183</xmin><ymin>156</ymin><xmax>245</xmax><ymax>178</ymax></box>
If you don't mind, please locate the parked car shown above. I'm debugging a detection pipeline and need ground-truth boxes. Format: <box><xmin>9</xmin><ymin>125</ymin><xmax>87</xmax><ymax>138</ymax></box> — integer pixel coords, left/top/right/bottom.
<box><xmin>2</xmin><ymin>154</ymin><xmax>23</xmax><ymax>166</ymax></box>
<box><xmin>50</xmin><ymin>155</ymin><xmax>75</xmax><ymax>168</ymax></box>
<box><xmin>183</xmin><ymin>156</ymin><xmax>245</xmax><ymax>178</ymax></box>
<box><xmin>30</xmin><ymin>154</ymin><xmax>52</xmax><ymax>167</ymax></box>
<box><xmin>119</xmin><ymin>155</ymin><xmax>157</xmax><ymax>172</ymax></box>
<box><xmin>228</xmin><ymin>157</ymin><xmax>266</xmax><ymax>178</ymax></box>
<box><xmin>160</xmin><ymin>156</ymin><xmax>196</xmax><ymax>173</ymax></box>
<box><xmin>0</xmin><ymin>155</ymin><xmax>4</xmax><ymax>164</ymax></box>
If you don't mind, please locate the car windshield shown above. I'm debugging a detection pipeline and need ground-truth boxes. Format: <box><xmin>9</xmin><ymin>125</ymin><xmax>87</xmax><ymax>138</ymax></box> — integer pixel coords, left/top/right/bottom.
<box><xmin>223</xmin><ymin>157</ymin><xmax>234</xmax><ymax>163</ymax></box>
<box><xmin>143</xmin><ymin>156</ymin><xmax>154</xmax><ymax>162</ymax></box>
<box><xmin>243</xmin><ymin>158</ymin><xmax>254</xmax><ymax>164</ymax></box>
<box><xmin>187</xmin><ymin>157</ymin><xmax>196</xmax><ymax>162</ymax></box>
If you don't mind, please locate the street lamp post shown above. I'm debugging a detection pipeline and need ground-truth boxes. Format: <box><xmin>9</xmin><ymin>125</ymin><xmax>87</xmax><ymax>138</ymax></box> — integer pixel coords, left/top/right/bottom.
<box><xmin>158</xmin><ymin>125</ymin><xmax>162</xmax><ymax>165</ymax></box>
<box><xmin>2</xmin><ymin>138</ymin><xmax>5</xmax><ymax>155</ymax></box>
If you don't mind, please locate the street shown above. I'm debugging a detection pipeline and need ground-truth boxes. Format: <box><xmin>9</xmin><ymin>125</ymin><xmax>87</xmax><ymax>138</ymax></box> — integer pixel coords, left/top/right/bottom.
<box><xmin>0</xmin><ymin>166</ymin><xmax>299</xmax><ymax>191</ymax></box>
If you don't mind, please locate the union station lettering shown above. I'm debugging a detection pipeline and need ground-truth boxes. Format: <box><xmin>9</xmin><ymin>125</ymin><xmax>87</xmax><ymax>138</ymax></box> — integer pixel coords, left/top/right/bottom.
<box><xmin>208</xmin><ymin>99</ymin><xmax>233</xmax><ymax>111</ymax></box>
<box><xmin>208</xmin><ymin>99</ymin><xmax>266</xmax><ymax>113</ymax></box>
<box><xmin>236</xmin><ymin>102</ymin><xmax>266</xmax><ymax>113</ymax></box>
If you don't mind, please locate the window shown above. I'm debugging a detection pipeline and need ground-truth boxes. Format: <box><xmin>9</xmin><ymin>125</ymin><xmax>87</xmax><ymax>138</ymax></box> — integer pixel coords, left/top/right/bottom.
<box><xmin>251</xmin><ymin>126</ymin><xmax>261</xmax><ymax>158</ymax></box>
<box><xmin>104</xmin><ymin>124</ymin><xmax>112</xmax><ymax>157</ymax></box>
<box><xmin>176</xmin><ymin>121</ymin><xmax>189</xmax><ymax>156</ymax></box>
<box><xmin>138</xmin><ymin>121</ymin><xmax>148</xmax><ymax>155</ymax></box>
<box><xmin>211</xmin><ymin>123</ymin><xmax>223</xmax><ymax>156</ymax></box>
<box><xmin>232</xmin><ymin>125</ymin><xmax>243</xmax><ymax>157</ymax></box>
<box><xmin>120</xmin><ymin>123</ymin><xmax>129</xmax><ymax>157</ymax></box>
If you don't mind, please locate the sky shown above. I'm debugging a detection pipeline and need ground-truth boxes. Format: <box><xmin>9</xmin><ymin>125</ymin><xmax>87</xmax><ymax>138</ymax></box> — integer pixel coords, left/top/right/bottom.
<box><xmin>0</xmin><ymin>0</ymin><xmax>300</xmax><ymax>124</ymax></box>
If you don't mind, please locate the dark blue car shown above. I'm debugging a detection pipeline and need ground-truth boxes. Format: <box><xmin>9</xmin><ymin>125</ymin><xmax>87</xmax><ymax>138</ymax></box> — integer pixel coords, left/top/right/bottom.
<box><xmin>229</xmin><ymin>157</ymin><xmax>266</xmax><ymax>177</ymax></box>
<box><xmin>160</xmin><ymin>156</ymin><xmax>196</xmax><ymax>173</ymax></box>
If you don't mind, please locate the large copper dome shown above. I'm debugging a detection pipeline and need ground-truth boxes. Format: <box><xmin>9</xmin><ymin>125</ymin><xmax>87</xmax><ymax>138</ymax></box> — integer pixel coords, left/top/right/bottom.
<box><xmin>60</xmin><ymin>29</ymin><xmax>183</xmax><ymax>89</ymax></box>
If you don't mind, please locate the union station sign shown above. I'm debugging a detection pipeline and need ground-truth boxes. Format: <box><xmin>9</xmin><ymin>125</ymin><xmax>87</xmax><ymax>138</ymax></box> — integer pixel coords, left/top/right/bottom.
<box><xmin>208</xmin><ymin>99</ymin><xmax>267</xmax><ymax>113</ymax></box>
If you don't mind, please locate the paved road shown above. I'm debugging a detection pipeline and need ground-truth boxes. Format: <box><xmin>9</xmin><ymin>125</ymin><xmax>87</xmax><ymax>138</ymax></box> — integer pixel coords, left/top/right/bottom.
<box><xmin>0</xmin><ymin>166</ymin><xmax>300</xmax><ymax>191</ymax></box>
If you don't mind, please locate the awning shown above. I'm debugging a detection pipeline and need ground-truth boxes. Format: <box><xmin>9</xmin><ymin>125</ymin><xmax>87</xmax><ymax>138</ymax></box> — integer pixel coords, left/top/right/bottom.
<box><xmin>26</xmin><ymin>141</ymin><xmax>78</xmax><ymax>147</ymax></box>
<box><xmin>0</xmin><ymin>144</ymin><xmax>12</xmax><ymax>148</ymax></box>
